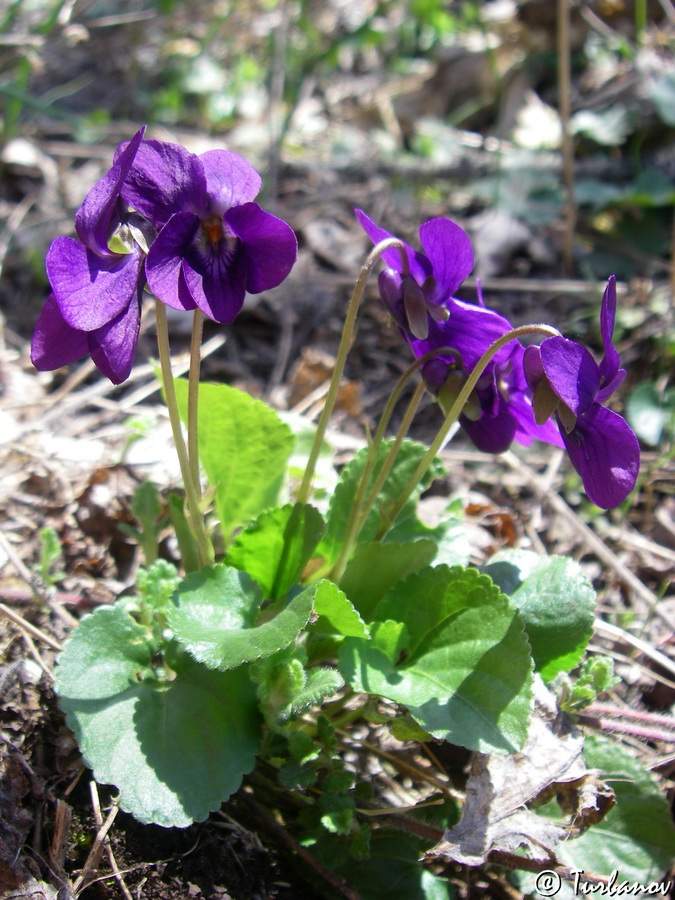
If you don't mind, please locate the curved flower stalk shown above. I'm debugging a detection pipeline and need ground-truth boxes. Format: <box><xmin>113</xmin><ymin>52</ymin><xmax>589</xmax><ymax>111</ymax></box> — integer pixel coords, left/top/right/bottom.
<box><xmin>118</xmin><ymin>141</ymin><xmax>298</xmax><ymax>324</ymax></box>
<box><xmin>524</xmin><ymin>276</ymin><xmax>640</xmax><ymax>509</ymax></box>
<box><xmin>355</xmin><ymin>209</ymin><xmax>560</xmax><ymax>453</ymax></box>
<box><xmin>32</xmin><ymin>127</ymin><xmax>151</xmax><ymax>384</ymax></box>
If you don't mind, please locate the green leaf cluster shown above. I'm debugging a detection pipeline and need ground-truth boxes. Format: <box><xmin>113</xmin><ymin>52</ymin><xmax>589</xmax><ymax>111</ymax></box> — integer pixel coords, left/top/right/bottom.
<box><xmin>54</xmin><ymin>381</ymin><xmax>666</xmax><ymax>885</ymax></box>
<box><xmin>340</xmin><ymin>565</ymin><xmax>534</xmax><ymax>753</ymax></box>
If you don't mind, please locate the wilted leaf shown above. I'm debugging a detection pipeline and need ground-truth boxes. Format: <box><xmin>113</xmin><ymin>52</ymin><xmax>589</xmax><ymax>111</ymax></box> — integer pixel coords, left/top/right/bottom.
<box><xmin>427</xmin><ymin>678</ymin><xmax>592</xmax><ymax>867</ymax></box>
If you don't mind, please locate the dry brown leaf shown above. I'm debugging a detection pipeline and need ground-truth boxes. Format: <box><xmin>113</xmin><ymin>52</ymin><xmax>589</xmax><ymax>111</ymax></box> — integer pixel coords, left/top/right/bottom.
<box><xmin>427</xmin><ymin>677</ymin><xmax>612</xmax><ymax>867</ymax></box>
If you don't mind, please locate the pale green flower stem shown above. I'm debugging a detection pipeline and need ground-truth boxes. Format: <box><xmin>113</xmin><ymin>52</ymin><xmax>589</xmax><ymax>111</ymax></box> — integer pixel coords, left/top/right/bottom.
<box><xmin>296</xmin><ymin>238</ymin><xmax>410</xmax><ymax>505</ymax></box>
<box><xmin>188</xmin><ymin>309</ymin><xmax>205</xmax><ymax>498</ymax></box>
<box><xmin>329</xmin><ymin>347</ymin><xmax>462</xmax><ymax>583</ymax></box>
<box><xmin>327</xmin><ymin>378</ymin><xmax>427</xmax><ymax>583</ymax></box>
<box><xmin>155</xmin><ymin>300</ymin><xmax>214</xmax><ymax>568</ymax></box>
<box><xmin>330</xmin><ymin>347</ymin><xmax>463</xmax><ymax>583</ymax></box>
<box><xmin>374</xmin><ymin>323</ymin><xmax>561</xmax><ymax>539</ymax></box>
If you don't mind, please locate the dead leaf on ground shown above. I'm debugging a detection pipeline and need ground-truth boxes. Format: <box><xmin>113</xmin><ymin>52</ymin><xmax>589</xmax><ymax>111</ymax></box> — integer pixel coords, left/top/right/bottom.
<box><xmin>427</xmin><ymin>676</ymin><xmax>614</xmax><ymax>867</ymax></box>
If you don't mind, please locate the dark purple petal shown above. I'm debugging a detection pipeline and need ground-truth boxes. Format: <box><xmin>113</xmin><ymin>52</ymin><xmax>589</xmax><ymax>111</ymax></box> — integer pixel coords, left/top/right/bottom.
<box><xmin>146</xmin><ymin>212</ymin><xmax>200</xmax><ymax>311</ymax></box>
<box><xmin>461</xmin><ymin>386</ymin><xmax>517</xmax><ymax>454</ymax></box>
<box><xmin>420</xmin><ymin>357</ymin><xmax>454</xmax><ymax>395</ymax></box>
<box><xmin>540</xmin><ymin>336</ymin><xmax>600</xmax><ymax>416</ymax></box>
<box><xmin>181</xmin><ymin>251</ymin><xmax>247</xmax><ymax>323</ymax></box>
<box><xmin>225</xmin><ymin>202</ymin><xmax>297</xmax><ymax>293</ymax></box>
<box><xmin>598</xmin><ymin>274</ymin><xmax>621</xmax><ymax>392</ymax></box>
<box><xmin>46</xmin><ymin>236</ymin><xmax>143</xmax><ymax>331</ymax></box>
<box><xmin>509</xmin><ymin>390</ymin><xmax>564</xmax><ymax>448</ymax></box>
<box><xmin>378</xmin><ymin>269</ymin><xmax>404</xmax><ymax>322</ymax></box>
<box><xmin>502</xmin><ymin>346</ymin><xmax>565</xmax><ymax>448</ymax></box>
<box><xmin>75</xmin><ymin>126</ymin><xmax>145</xmax><ymax>255</ymax></box>
<box><xmin>120</xmin><ymin>139</ymin><xmax>207</xmax><ymax>227</ymax></box>
<box><xmin>523</xmin><ymin>344</ymin><xmax>544</xmax><ymax>389</ymax></box>
<box><xmin>409</xmin><ymin>298</ymin><xmax>514</xmax><ymax>374</ymax></box>
<box><xmin>560</xmin><ymin>403</ymin><xmax>640</xmax><ymax>509</ymax></box>
<box><xmin>418</xmin><ymin>217</ymin><xmax>474</xmax><ymax>299</ymax></box>
<box><xmin>597</xmin><ymin>366</ymin><xmax>626</xmax><ymax>404</ymax></box>
<box><xmin>31</xmin><ymin>294</ymin><xmax>90</xmax><ymax>371</ymax></box>
<box><xmin>354</xmin><ymin>209</ymin><xmax>430</xmax><ymax>285</ymax></box>
<box><xmin>89</xmin><ymin>288</ymin><xmax>142</xmax><ymax>384</ymax></box>
<box><xmin>200</xmin><ymin>150</ymin><xmax>262</xmax><ymax>216</ymax></box>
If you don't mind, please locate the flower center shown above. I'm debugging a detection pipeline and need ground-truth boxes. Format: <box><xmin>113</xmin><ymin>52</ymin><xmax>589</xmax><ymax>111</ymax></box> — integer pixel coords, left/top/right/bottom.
<box><xmin>203</xmin><ymin>215</ymin><xmax>224</xmax><ymax>245</ymax></box>
<box><xmin>107</xmin><ymin>211</ymin><xmax>156</xmax><ymax>256</ymax></box>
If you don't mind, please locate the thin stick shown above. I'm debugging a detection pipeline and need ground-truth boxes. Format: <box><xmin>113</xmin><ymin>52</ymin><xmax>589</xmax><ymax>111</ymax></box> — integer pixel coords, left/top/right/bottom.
<box><xmin>74</xmin><ymin>788</ymin><xmax>131</xmax><ymax>899</ymax></box>
<box><xmin>577</xmin><ymin>714</ymin><xmax>675</xmax><ymax>744</ymax></box>
<box><xmin>0</xmin><ymin>603</ymin><xmax>61</xmax><ymax>651</ymax></box>
<box><xmin>582</xmin><ymin>703</ymin><xmax>675</xmax><ymax>730</ymax></box>
<box><xmin>594</xmin><ymin>618</ymin><xmax>675</xmax><ymax>681</ymax></box>
<box><xmin>557</xmin><ymin>0</ymin><xmax>577</xmax><ymax>274</ymax></box>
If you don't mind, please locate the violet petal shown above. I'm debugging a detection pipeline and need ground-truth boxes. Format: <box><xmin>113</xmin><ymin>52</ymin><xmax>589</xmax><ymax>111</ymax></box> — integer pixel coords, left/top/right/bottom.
<box><xmin>409</xmin><ymin>298</ymin><xmax>513</xmax><ymax>373</ymax></box>
<box><xmin>540</xmin><ymin>336</ymin><xmax>600</xmax><ymax>415</ymax></box>
<box><xmin>225</xmin><ymin>202</ymin><xmax>297</xmax><ymax>293</ymax></box>
<box><xmin>354</xmin><ymin>209</ymin><xmax>430</xmax><ymax>285</ymax></box>
<box><xmin>418</xmin><ymin>217</ymin><xmax>474</xmax><ymax>299</ymax></box>
<box><xmin>598</xmin><ymin>275</ymin><xmax>621</xmax><ymax>390</ymax></box>
<box><xmin>89</xmin><ymin>288</ymin><xmax>142</xmax><ymax>384</ymax></box>
<box><xmin>31</xmin><ymin>294</ymin><xmax>90</xmax><ymax>371</ymax></box>
<box><xmin>120</xmin><ymin>139</ymin><xmax>207</xmax><ymax>227</ymax></box>
<box><xmin>523</xmin><ymin>344</ymin><xmax>544</xmax><ymax>389</ymax></box>
<box><xmin>597</xmin><ymin>366</ymin><xmax>626</xmax><ymax>404</ymax></box>
<box><xmin>46</xmin><ymin>236</ymin><xmax>143</xmax><ymax>331</ymax></box>
<box><xmin>181</xmin><ymin>251</ymin><xmax>247</xmax><ymax>323</ymax></box>
<box><xmin>560</xmin><ymin>403</ymin><xmax>640</xmax><ymax>509</ymax></box>
<box><xmin>200</xmin><ymin>150</ymin><xmax>262</xmax><ymax>216</ymax></box>
<box><xmin>75</xmin><ymin>126</ymin><xmax>145</xmax><ymax>255</ymax></box>
<box><xmin>461</xmin><ymin>388</ymin><xmax>517</xmax><ymax>454</ymax></box>
<box><xmin>146</xmin><ymin>212</ymin><xmax>200</xmax><ymax>311</ymax></box>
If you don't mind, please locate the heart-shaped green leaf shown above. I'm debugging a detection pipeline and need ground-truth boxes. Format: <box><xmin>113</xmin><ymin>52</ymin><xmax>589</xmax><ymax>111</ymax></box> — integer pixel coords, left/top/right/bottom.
<box><xmin>59</xmin><ymin>659</ymin><xmax>260</xmax><ymax>827</ymax></box>
<box><xmin>169</xmin><ymin>567</ymin><xmax>330</xmax><ymax>669</ymax></box>
<box><xmin>175</xmin><ymin>379</ymin><xmax>295</xmax><ymax>543</ymax></box>
<box><xmin>340</xmin><ymin>566</ymin><xmax>533</xmax><ymax>753</ymax></box>
<box><xmin>55</xmin><ymin>605</ymin><xmax>156</xmax><ymax>700</ymax></box>
<box><xmin>56</xmin><ymin>606</ymin><xmax>261</xmax><ymax>827</ymax></box>
<box><xmin>483</xmin><ymin>550</ymin><xmax>596</xmax><ymax>681</ymax></box>
<box><xmin>227</xmin><ymin>503</ymin><xmax>325</xmax><ymax>599</ymax></box>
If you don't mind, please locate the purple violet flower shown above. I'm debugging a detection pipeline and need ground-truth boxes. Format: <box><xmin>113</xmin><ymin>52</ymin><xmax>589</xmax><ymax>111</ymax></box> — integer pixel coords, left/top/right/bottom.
<box><xmin>355</xmin><ymin>209</ymin><xmax>561</xmax><ymax>453</ymax></box>
<box><xmin>524</xmin><ymin>276</ymin><xmax>640</xmax><ymax>508</ymax></box>
<box><xmin>118</xmin><ymin>141</ymin><xmax>297</xmax><ymax>323</ymax></box>
<box><xmin>31</xmin><ymin>127</ymin><xmax>150</xmax><ymax>384</ymax></box>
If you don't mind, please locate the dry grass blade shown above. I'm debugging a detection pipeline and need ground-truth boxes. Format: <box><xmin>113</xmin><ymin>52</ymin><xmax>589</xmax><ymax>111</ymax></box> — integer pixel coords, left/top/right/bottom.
<box><xmin>73</xmin><ymin>786</ymin><xmax>131</xmax><ymax>899</ymax></box>
<box><xmin>594</xmin><ymin>619</ymin><xmax>675</xmax><ymax>680</ymax></box>
<box><xmin>0</xmin><ymin>603</ymin><xmax>61</xmax><ymax>652</ymax></box>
